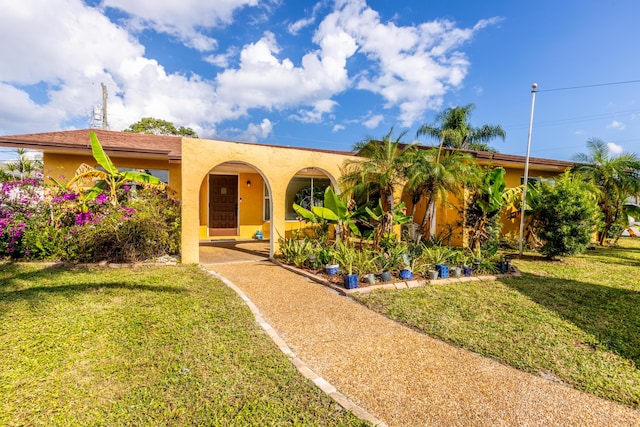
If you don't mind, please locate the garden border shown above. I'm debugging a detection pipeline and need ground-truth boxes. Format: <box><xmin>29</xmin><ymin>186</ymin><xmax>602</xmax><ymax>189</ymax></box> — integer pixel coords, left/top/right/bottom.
<box><xmin>272</xmin><ymin>259</ymin><xmax>521</xmax><ymax>295</ymax></box>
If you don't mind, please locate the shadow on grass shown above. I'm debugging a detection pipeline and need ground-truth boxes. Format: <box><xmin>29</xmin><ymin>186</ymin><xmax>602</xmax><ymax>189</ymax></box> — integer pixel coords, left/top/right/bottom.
<box><xmin>503</xmin><ymin>273</ymin><xmax>640</xmax><ymax>367</ymax></box>
<box><xmin>0</xmin><ymin>262</ymin><xmax>186</xmax><ymax>307</ymax></box>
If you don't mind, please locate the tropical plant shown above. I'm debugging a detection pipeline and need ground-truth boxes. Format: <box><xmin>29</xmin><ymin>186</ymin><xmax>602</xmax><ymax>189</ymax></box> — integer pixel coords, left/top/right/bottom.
<box><xmin>332</xmin><ymin>239</ymin><xmax>357</xmax><ymax>275</ymax></box>
<box><xmin>417</xmin><ymin>103</ymin><xmax>506</xmax><ymax>152</ymax></box>
<box><xmin>364</xmin><ymin>199</ymin><xmax>412</xmax><ymax>246</ymax></box>
<box><xmin>571</xmin><ymin>138</ymin><xmax>640</xmax><ymax>245</ymax></box>
<box><xmin>534</xmin><ymin>172</ymin><xmax>601</xmax><ymax>259</ymax></box>
<box><xmin>4</xmin><ymin>148</ymin><xmax>43</xmax><ymax>180</ymax></box>
<box><xmin>405</xmin><ymin>147</ymin><xmax>478</xmax><ymax>238</ymax></box>
<box><xmin>293</xmin><ymin>186</ymin><xmax>361</xmax><ymax>242</ymax></box>
<box><xmin>466</xmin><ymin>167</ymin><xmax>507</xmax><ymax>251</ymax></box>
<box><xmin>352</xmin><ymin>247</ymin><xmax>378</xmax><ymax>276</ymax></box>
<box><xmin>278</xmin><ymin>236</ymin><xmax>314</xmax><ymax>267</ymax></box>
<box><xmin>422</xmin><ymin>245</ymin><xmax>454</xmax><ymax>266</ymax></box>
<box><xmin>53</xmin><ymin>132</ymin><xmax>164</xmax><ymax>207</ymax></box>
<box><xmin>341</xmin><ymin>128</ymin><xmax>415</xmax><ymax>239</ymax></box>
<box><xmin>375</xmin><ymin>242</ymin><xmax>406</xmax><ymax>273</ymax></box>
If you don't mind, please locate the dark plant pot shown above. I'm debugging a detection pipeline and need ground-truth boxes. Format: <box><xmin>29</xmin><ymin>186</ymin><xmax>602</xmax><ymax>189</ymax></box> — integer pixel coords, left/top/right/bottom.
<box><xmin>344</xmin><ymin>274</ymin><xmax>359</xmax><ymax>289</ymax></box>
<box><xmin>379</xmin><ymin>270</ymin><xmax>392</xmax><ymax>282</ymax></box>
<box><xmin>497</xmin><ymin>261</ymin><xmax>509</xmax><ymax>274</ymax></box>
<box><xmin>325</xmin><ymin>264</ymin><xmax>339</xmax><ymax>276</ymax></box>
<box><xmin>435</xmin><ymin>264</ymin><xmax>449</xmax><ymax>279</ymax></box>
<box><xmin>428</xmin><ymin>270</ymin><xmax>439</xmax><ymax>280</ymax></box>
<box><xmin>463</xmin><ymin>266</ymin><xmax>473</xmax><ymax>277</ymax></box>
<box><xmin>399</xmin><ymin>269</ymin><xmax>413</xmax><ymax>280</ymax></box>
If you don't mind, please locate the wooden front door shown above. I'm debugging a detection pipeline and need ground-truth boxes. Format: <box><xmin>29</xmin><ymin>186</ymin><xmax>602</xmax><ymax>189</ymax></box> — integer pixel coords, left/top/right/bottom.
<box><xmin>209</xmin><ymin>175</ymin><xmax>238</xmax><ymax>236</ymax></box>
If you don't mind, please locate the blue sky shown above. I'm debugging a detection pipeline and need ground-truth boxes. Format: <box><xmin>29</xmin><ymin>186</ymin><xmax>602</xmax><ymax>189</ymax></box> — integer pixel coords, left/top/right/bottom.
<box><xmin>1</xmin><ymin>0</ymin><xmax>640</xmax><ymax>162</ymax></box>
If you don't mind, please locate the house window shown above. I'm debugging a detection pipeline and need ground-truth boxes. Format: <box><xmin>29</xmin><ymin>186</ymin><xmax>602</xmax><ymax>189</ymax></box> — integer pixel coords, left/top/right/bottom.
<box><xmin>520</xmin><ymin>176</ymin><xmax>541</xmax><ymax>186</ymax></box>
<box><xmin>263</xmin><ymin>183</ymin><xmax>270</xmax><ymax>221</ymax></box>
<box><xmin>285</xmin><ymin>177</ymin><xmax>331</xmax><ymax>220</ymax></box>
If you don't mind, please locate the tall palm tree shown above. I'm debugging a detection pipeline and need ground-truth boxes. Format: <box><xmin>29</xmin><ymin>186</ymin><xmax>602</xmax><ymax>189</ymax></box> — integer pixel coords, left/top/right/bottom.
<box><xmin>405</xmin><ymin>148</ymin><xmax>478</xmax><ymax>238</ymax></box>
<box><xmin>417</xmin><ymin>104</ymin><xmax>506</xmax><ymax>153</ymax></box>
<box><xmin>341</xmin><ymin>128</ymin><xmax>415</xmax><ymax>238</ymax></box>
<box><xmin>572</xmin><ymin>138</ymin><xmax>640</xmax><ymax>245</ymax></box>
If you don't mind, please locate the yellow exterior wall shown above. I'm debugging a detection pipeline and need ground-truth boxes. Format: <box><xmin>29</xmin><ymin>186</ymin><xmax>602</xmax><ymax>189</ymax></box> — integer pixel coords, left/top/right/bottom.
<box><xmin>181</xmin><ymin>138</ymin><xmax>356</xmax><ymax>264</ymax></box>
<box><xmin>43</xmin><ymin>152</ymin><xmax>182</xmax><ymax>198</ymax></box>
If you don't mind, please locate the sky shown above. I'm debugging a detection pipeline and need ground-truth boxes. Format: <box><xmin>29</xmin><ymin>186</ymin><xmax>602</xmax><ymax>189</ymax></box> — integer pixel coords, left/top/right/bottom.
<box><xmin>1</xmin><ymin>0</ymin><xmax>640</xmax><ymax>162</ymax></box>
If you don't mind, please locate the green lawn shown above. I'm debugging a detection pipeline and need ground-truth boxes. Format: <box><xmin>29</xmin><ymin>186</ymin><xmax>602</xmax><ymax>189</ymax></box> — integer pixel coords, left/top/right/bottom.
<box><xmin>354</xmin><ymin>238</ymin><xmax>640</xmax><ymax>408</ymax></box>
<box><xmin>0</xmin><ymin>264</ymin><xmax>369</xmax><ymax>426</ymax></box>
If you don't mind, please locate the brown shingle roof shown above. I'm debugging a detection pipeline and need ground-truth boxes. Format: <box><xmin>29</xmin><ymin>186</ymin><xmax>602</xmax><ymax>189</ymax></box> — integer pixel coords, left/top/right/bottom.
<box><xmin>0</xmin><ymin>129</ymin><xmax>182</xmax><ymax>161</ymax></box>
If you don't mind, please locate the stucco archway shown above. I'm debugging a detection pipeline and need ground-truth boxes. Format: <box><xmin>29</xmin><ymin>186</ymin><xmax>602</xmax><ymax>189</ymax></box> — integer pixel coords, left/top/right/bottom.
<box><xmin>181</xmin><ymin>138</ymin><xmax>356</xmax><ymax>264</ymax></box>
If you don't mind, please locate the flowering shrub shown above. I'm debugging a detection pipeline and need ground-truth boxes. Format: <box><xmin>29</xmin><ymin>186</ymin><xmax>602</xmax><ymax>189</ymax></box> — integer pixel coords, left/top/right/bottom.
<box><xmin>0</xmin><ymin>178</ymin><xmax>181</xmax><ymax>262</ymax></box>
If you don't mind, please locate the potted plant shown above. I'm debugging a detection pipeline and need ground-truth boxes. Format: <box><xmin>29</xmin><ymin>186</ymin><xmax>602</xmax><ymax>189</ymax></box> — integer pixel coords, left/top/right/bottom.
<box><xmin>333</xmin><ymin>240</ymin><xmax>358</xmax><ymax>289</ymax></box>
<box><xmin>353</xmin><ymin>248</ymin><xmax>377</xmax><ymax>286</ymax></box>
<box><xmin>400</xmin><ymin>252</ymin><xmax>414</xmax><ymax>280</ymax></box>
<box><xmin>376</xmin><ymin>244</ymin><xmax>404</xmax><ymax>282</ymax></box>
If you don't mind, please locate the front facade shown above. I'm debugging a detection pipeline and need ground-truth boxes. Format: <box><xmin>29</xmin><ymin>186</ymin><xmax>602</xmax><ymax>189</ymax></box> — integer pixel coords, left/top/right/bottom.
<box><xmin>0</xmin><ymin>129</ymin><xmax>572</xmax><ymax>264</ymax></box>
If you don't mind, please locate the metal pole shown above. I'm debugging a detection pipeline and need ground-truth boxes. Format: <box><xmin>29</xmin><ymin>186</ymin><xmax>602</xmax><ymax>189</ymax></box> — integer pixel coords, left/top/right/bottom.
<box><xmin>519</xmin><ymin>83</ymin><xmax>537</xmax><ymax>256</ymax></box>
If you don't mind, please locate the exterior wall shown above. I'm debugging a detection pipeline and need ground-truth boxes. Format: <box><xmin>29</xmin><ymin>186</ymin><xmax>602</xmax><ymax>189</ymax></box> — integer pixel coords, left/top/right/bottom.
<box><xmin>181</xmin><ymin>138</ymin><xmax>355</xmax><ymax>264</ymax></box>
<box><xmin>43</xmin><ymin>152</ymin><xmax>182</xmax><ymax>198</ymax></box>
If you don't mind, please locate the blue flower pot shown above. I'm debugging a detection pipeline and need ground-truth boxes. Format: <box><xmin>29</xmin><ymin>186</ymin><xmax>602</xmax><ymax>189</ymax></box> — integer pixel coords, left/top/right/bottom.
<box><xmin>497</xmin><ymin>261</ymin><xmax>509</xmax><ymax>274</ymax></box>
<box><xmin>326</xmin><ymin>264</ymin><xmax>339</xmax><ymax>276</ymax></box>
<box><xmin>436</xmin><ymin>264</ymin><xmax>449</xmax><ymax>279</ymax></box>
<box><xmin>463</xmin><ymin>266</ymin><xmax>473</xmax><ymax>277</ymax></box>
<box><xmin>399</xmin><ymin>269</ymin><xmax>413</xmax><ymax>280</ymax></box>
<box><xmin>344</xmin><ymin>274</ymin><xmax>359</xmax><ymax>289</ymax></box>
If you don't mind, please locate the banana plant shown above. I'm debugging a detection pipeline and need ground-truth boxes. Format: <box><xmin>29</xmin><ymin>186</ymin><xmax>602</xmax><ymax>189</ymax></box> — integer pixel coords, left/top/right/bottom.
<box><xmin>51</xmin><ymin>131</ymin><xmax>163</xmax><ymax>206</ymax></box>
<box><xmin>293</xmin><ymin>187</ymin><xmax>361</xmax><ymax>241</ymax></box>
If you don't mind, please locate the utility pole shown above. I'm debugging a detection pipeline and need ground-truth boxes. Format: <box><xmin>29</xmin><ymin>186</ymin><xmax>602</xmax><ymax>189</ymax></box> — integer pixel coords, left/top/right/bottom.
<box><xmin>101</xmin><ymin>83</ymin><xmax>108</xmax><ymax>129</ymax></box>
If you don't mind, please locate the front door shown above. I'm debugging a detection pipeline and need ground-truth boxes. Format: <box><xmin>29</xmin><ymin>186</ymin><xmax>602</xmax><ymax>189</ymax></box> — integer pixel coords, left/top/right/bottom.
<box><xmin>209</xmin><ymin>175</ymin><xmax>238</xmax><ymax>236</ymax></box>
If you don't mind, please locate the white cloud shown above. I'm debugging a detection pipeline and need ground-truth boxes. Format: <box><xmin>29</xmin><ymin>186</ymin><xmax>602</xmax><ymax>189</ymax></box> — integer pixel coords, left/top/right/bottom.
<box><xmin>363</xmin><ymin>114</ymin><xmax>384</xmax><ymax>129</ymax></box>
<box><xmin>607</xmin><ymin>120</ymin><xmax>625</xmax><ymax>130</ymax></box>
<box><xmin>237</xmin><ymin>118</ymin><xmax>274</xmax><ymax>142</ymax></box>
<box><xmin>319</xmin><ymin>0</ymin><xmax>501</xmax><ymax>126</ymax></box>
<box><xmin>102</xmin><ymin>0</ymin><xmax>261</xmax><ymax>52</ymax></box>
<box><xmin>332</xmin><ymin>124</ymin><xmax>345</xmax><ymax>132</ymax></box>
<box><xmin>214</xmin><ymin>30</ymin><xmax>356</xmax><ymax>122</ymax></box>
<box><xmin>607</xmin><ymin>142</ymin><xmax>624</xmax><ymax>155</ymax></box>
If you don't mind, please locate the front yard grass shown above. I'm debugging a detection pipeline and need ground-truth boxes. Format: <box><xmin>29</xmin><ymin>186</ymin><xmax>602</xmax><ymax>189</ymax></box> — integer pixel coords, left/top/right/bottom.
<box><xmin>354</xmin><ymin>238</ymin><xmax>640</xmax><ymax>408</ymax></box>
<box><xmin>0</xmin><ymin>264</ymin><xmax>368</xmax><ymax>426</ymax></box>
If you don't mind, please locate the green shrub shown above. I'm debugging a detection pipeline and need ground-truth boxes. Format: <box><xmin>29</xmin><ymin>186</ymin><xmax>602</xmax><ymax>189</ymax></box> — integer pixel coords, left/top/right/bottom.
<box><xmin>534</xmin><ymin>172</ymin><xmax>601</xmax><ymax>259</ymax></box>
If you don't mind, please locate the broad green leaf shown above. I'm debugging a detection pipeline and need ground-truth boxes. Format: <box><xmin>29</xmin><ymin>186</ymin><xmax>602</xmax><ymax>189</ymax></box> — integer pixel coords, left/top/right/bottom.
<box><xmin>89</xmin><ymin>131</ymin><xmax>118</xmax><ymax>175</ymax></box>
<box><xmin>293</xmin><ymin>203</ymin><xmax>317</xmax><ymax>222</ymax></box>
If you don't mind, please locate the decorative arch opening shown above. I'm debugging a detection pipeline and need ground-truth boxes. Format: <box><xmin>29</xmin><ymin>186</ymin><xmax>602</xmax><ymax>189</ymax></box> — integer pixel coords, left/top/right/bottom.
<box><xmin>198</xmin><ymin>160</ymin><xmax>273</xmax><ymax>256</ymax></box>
<box><xmin>283</xmin><ymin>167</ymin><xmax>337</xmax><ymax>235</ymax></box>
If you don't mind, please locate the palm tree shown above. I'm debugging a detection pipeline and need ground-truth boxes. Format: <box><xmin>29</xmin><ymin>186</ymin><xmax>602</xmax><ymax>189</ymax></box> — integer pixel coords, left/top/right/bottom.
<box><xmin>405</xmin><ymin>148</ymin><xmax>478</xmax><ymax>238</ymax></box>
<box><xmin>572</xmin><ymin>138</ymin><xmax>640</xmax><ymax>245</ymax></box>
<box><xmin>417</xmin><ymin>104</ymin><xmax>506</xmax><ymax>153</ymax></box>
<box><xmin>5</xmin><ymin>148</ymin><xmax>43</xmax><ymax>180</ymax></box>
<box><xmin>341</xmin><ymin>128</ymin><xmax>415</xmax><ymax>239</ymax></box>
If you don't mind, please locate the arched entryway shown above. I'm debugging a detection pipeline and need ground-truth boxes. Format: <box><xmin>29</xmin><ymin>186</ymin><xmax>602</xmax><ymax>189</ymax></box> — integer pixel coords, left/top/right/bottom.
<box><xmin>198</xmin><ymin>161</ymin><xmax>274</xmax><ymax>257</ymax></box>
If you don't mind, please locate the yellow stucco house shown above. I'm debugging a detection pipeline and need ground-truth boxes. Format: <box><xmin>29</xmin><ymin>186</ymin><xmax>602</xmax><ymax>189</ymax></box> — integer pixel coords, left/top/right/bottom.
<box><xmin>0</xmin><ymin>129</ymin><xmax>572</xmax><ymax>264</ymax></box>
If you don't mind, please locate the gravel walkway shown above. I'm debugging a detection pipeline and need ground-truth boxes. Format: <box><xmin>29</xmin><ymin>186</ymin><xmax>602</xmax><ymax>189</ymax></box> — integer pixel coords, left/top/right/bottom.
<box><xmin>207</xmin><ymin>260</ymin><xmax>640</xmax><ymax>426</ymax></box>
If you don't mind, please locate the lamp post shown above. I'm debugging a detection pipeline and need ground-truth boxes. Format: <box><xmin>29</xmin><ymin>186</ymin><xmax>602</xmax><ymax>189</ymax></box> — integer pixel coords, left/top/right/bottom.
<box><xmin>519</xmin><ymin>83</ymin><xmax>538</xmax><ymax>256</ymax></box>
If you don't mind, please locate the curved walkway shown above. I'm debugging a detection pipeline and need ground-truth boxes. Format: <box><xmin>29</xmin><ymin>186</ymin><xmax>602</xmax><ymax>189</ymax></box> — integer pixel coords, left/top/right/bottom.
<box><xmin>204</xmin><ymin>258</ymin><xmax>639</xmax><ymax>426</ymax></box>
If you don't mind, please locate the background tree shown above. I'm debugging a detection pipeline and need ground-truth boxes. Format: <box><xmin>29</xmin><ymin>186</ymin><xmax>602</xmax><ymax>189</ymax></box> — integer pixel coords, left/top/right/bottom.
<box><xmin>5</xmin><ymin>148</ymin><xmax>43</xmax><ymax>180</ymax></box>
<box><xmin>572</xmin><ymin>138</ymin><xmax>640</xmax><ymax>245</ymax></box>
<box><xmin>417</xmin><ymin>103</ymin><xmax>506</xmax><ymax>152</ymax></box>
<box><xmin>124</xmin><ymin>117</ymin><xmax>198</xmax><ymax>137</ymax></box>
<box><xmin>534</xmin><ymin>172</ymin><xmax>601</xmax><ymax>259</ymax></box>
